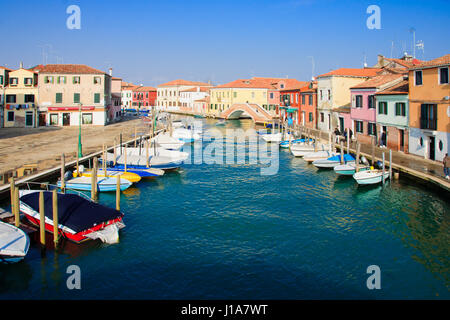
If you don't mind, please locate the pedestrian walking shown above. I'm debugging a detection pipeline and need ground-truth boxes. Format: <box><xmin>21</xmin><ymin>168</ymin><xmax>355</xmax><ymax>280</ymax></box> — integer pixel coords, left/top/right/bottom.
<box><xmin>443</xmin><ymin>153</ymin><xmax>450</xmax><ymax>180</ymax></box>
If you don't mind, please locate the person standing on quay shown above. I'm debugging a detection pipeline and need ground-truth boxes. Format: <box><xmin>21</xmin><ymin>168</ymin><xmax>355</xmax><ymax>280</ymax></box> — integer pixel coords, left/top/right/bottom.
<box><xmin>443</xmin><ymin>153</ymin><xmax>450</xmax><ymax>180</ymax></box>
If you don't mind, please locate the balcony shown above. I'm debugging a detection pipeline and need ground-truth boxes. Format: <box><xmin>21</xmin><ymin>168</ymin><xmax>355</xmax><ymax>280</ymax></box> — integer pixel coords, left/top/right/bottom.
<box><xmin>420</xmin><ymin>117</ymin><xmax>437</xmax><ymax>130</ymax></box>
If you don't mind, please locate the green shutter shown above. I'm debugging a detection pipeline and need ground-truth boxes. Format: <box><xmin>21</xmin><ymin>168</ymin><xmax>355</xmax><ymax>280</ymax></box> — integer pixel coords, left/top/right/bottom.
<box><xmin>56</xmin><ymin>93</ymin><xmax>62</xmax><ymax>103</ymax></box>
<box><xmin>94</xmin><ymin>93</ymin><xmax>100</xmax><ymax>103</ymax></box>
<box><xmin>74</xmin><ymin>93</ymin><xmax>80</xmax><ymax>103</ymax></box>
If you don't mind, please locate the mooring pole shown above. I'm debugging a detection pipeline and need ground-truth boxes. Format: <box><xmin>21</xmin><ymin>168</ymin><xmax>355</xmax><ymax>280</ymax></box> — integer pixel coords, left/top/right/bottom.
<box><xmin>382</xmin><ymin>152</ymin><xmax>386</xmax><ymax>186</ymax></box>
<box><xmin>60</xmin><ymin>153</ymin><xmax>65</xmax><ymax>193</ymax></box>
<box><xmin>356</xmin><ymin>142</ymin><xmax>360</xmax><ymax>172</ymax></box>
<box><xmin>389</xmin><ymin>149</ymin><xmax>392</xmax><ymax>181</ymax></box>
<box><xmin>39</xmin><ymin>191</ymin><xmax>46</xmax><ymax>254</ymax></box>
<box><xmin>14</xmin><ymin>187</ymin><xmax>20</xmax><ymax>228</ymax></box>
<box><xmin>124</xmin><ymin>145</ymin><xmax>128</xmax><ymax>173</ymax></box>
<box><xmin>52</xmin><ymin>189</ymin><xmax>59</xmax><ymax>248</ymax></box>
<box><xmin>116</xmin><ymin>175</ymin><xmax>121</xmax><ymax>211</ymax></box>
<box><xmin>340</xmin><ymin>140</ymin><xmax>344</xmax><ymax>164</ymax></box>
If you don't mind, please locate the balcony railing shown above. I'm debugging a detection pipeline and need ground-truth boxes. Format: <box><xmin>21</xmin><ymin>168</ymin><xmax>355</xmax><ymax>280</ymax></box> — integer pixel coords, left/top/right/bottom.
<box><xmin>420</xmin><ymin>117</ymin><xmax>437</xmax><ymax>130</ymax></box>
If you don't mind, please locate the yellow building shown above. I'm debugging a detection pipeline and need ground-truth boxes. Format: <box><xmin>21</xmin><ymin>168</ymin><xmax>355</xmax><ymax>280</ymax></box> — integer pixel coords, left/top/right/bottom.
<box><xmin>3</xmin><ymin>65</ymin><xmax>39</xmax><ymax>127</ymax></box>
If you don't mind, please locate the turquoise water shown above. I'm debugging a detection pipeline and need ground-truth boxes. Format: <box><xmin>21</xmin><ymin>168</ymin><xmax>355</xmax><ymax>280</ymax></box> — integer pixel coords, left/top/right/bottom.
<box><xmin>1</xmin><ymin>118</ymin><xmax>449</xmax><ymax>299</ymax></box>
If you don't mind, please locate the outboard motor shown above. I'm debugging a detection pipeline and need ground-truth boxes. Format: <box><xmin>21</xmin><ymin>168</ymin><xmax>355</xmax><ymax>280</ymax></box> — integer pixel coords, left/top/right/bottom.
<box><xmin>361</xmin><ymin>156</ymin><xmax>370</xmax><ymax>165</ymax></box>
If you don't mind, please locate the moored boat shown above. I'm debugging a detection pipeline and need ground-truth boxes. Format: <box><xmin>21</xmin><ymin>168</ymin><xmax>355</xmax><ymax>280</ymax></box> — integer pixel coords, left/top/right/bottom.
<box><xmin>0</xmin><ymin>220</ymin><xmax>30</xmax><ymax>263</ymax></box>
<box><xmin>19</xmin><ymin>190</ymin><xmax>125</xmax><ymax>244</ymax></box>
<box><xmin>303</xmin><ymin>150</ymin><xmax>336</xmax><ymax>163</ymax></box>
<box><xmin>353</xmin><ymin>170</ymin><xmax>390</xmax><ymax>185</ymax></box>
<box><xmin>312</xmin><ymin>154</ymin><xmax>355</xmax><ymax>169</ymax></box>
<box><xmin>334</xmin><ymin>163</ymin><xmax>370</xmax><ymax>176</ymax></box>
<box><xmin>73</xmin><ymin>167</ymin><xmax>141</xmax><ymax>183</ymax></box>
<box><xmin>57</xmin><ymin>176</ymin><xmax>132</xmax><ymax>192</ymax></box>
<box><xmin>151</xmin><ymin>133</ymin><xmax>185</xmax><ymax>151</ymax></box>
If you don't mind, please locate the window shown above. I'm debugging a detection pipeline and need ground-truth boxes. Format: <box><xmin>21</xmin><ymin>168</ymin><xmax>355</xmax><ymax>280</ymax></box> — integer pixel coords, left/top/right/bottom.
<box><xmin>309</xmin><ymin>112</ymin><xmax>313</xmax><ymax>122</ymax></box>
<box><xmin>6</xmin><ymin>94</ymin><xmax>16</xmax><ymax>103</ymax></box>
<box><xmin>368</xmin><ymin>123</ymin><xmax>376</xmax><ymax>136</ymax></box>
<box><xmin>308</xmin><ymin>94</ymin><xmax>312</xmax><ymax>105</ymax></box>
<box><xmin>280</xmin><ymin>84</ymin><xmax>284</xmax><ymax>89</ymax></box>
<box><xmin>355</xmin><ymin>95</ymin><xmax>363</xmax><ymax>108</ymax></box>
<box><xmin>302</xmin><ymin>94</ymin><xmax>306</xmax><ymax>105</ymax></box>
<box><xmin>439</xmin><ymin>67</ymin><xmax>449</xmax><ymax>84</ymax></box>
<box><xmin>368</xmin><ymin>95</ymin><xmax>375</xmax><ymax>109</ymax></box>
<box><xmin>94</xmin><ymin>93</ymin><xmax>100</xmax><ymax>103</ymax></box>
<box><xmin>378</xmin><ymin>102</ymin><xmax>388</xmax><ymax>115</ymax></box>
<box><xmin>328</xmin><ymin>89</ymin><xmax>331</xmax><ymax>100</ymax></box>
<box><xmin>295</xmin><ymin>94</ymin><xmax>298</xmax><ymax>103</ymax></box>
<box><xmin>0</xmin><ymin>75</ymin><xmax>3</xmax><ymax>85</ymax></box>
<box><xmin>24</xmin><ymin>94</ymin><xmax>34</xmax><ymax>103</ymax></box>
<box><xmin>57</xmin><ymin>76</ymin><xmax>66</xmax><ymax>84</ymax></box>
<box><xmin>7</xmin><ymin>111</ymin><xmax>14</xmax><ymax>122</ymax></box>
<box><xmin>320</xmin><ymin>90</ymin><xmax>323</xmax><ymax>100</ymax></box>
<box><xmin>56</xmin><ymin>93</ymin><xmax>63</xmax><ymax>103</ymax></box>
<box><xmin>24</xmin><ymin>78</ymin><xmax>33</xmax><ymax>86</ymax></box>
<box><xmin>355</xmin><ymin>121</ymin><xmax>363</xmax><ymax>133</ymax></box>
<box><xmin>73</xmin><ymin>76</ymin><xmax>80</xmax><ymax>84</ymax></box>
<box><xmin>420</xmin><ymin>104</ymin><xmax>437</xmax><ymax>130</ymax></box>
<box><xmin>93</xmin><ymin>77</ymin><xmax>101</xmax><ymax>84</ymax></box>
<box><xmin>82</xmin><ymin>113</ymin><xmax>93</xmax><ymax>124</ymax></box>
<box><xmin>320</xmin><ymin>112</ymin><xmax>324</xmax><ymax>122</ymax></box>
<box><xmin>49</xmin><ymin>113</ymin><xmax>58</xmax><ymax>125</ymax></box>
<box><xmin>415</xmin><ymin>70</ymin><xmax>423</xmax><ymax>85</ymax></box>
<box><xmin>395</xmin><ymin>102</ymin><xmax>406</xmax><ymax>116</ymax></box>
<box><xmin>270</xmin><ymin>92</ymin><xmax>274</xmax><ymax>99</ymax></box>
<box><xmin>74</xmin><ymin>93</ymin><xmax>80</xmax><ymax>103</ymax></box>
<box><xmin>10</xmin><ymin>77</ymin><xmax>18</xmax><ymax>86</ymax></box>
<box><xmin>44</xmin><ymin>76</ymin><xmax>54</xmax><ymax>84</ymax></box>
<box><xmin>439</xmin><ymin>140</ymin><xmax>443</xmax><ymax>151</ymax></box>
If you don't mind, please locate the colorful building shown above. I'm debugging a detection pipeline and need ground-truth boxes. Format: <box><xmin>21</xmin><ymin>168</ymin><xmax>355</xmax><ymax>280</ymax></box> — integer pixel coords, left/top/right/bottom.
<box><xmin>37</xmin><ymin>64</ymin><xmax>112</xmax><ymax>126</ymax></box>
<box><xmin>157</xmin><ymin>80</ymin><xmax>211</xmax><ymax>109</ymax></box>
<box><xmin>408</xmin><ymin>54</ymin><xmax>450</xmax><ymax>161</ymax></box>
<box><xmin>121</xmin><ymin>82</ymin><xmax>139</xmax><ymax>108</ymax></box>
<box><xmin>299</xmin><ymin>81</ymin><xmax>318</xmax><ymax>128</ymax></box>
<box><xmin>179</xmin><ymin>86</ymin><xmax>210</xmax><ymax>113</ymax></box>
<box><xmin>132</xmin><ymin>86</ymin><xmax>157</xmax><ymax>109</ymax></box>
<box><xmin>350</xmin><ymin>73</ymin><xmax>406</xmax><ymax>145</ymax></box>
<box><xmin>316</xmin><ymin>68</ymin><xmax>382</xmax><ymax>133</ymax></box>
<box><xmin>374</xmin><ymin>80</ymin><xmax>410</xmax><ymax>152</ymax></box>
<box><xmin>0</xmin><ymin>66</ymin><xmax>12</xmax><ymax>127</ymax></box>
<box><xmin>3</xmin><ymin>64</ymin><xmax>39</xmax><ymax>128</ymax></box>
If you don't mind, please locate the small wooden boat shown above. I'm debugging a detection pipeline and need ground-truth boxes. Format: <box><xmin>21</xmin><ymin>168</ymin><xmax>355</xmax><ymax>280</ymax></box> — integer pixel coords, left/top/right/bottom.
<box><xmin>151</xmin><ymin>133</ymin><xmax>185</xmax><ymax>150</ymax></box>
<box><xmin>0</xmin><ymin>220</ymin><xmax>30</xmax><ymax>263</ymax></box>
<box><xmin>334</xmin><ymin>163</ymin><xmax>370</xmax><ymax>176</ymax></box>
<box><xmin>279</xmin><ymin>138</ymin><xmax>313</xmax><ymax>148</ymax></box>
<box><xmin>73</xmin><ymin>168</ymin><xmax>141</xmax><ymax>183</ymax></box>
<box><xmin>290</xmin><ymin>144</ymin><xmax>316</xmax><ymax>157</ymax></box>
<box><xmin>57</xmin><ymin>176</ymin><xmax>132</xmax><ymax>192</ymax></box>
<box><xmin>313</xmin><ymin>154</ymin><xmax>355</xmax><ymax>169</ymax></box>
<box><xmin>19</xmin><ymin>190</ymin><xmax>124</xmax><ymax>244</ymax></box>
<box><xmin>261</xmin><ymin>132</ymin><xmax>292</xmax><ymax>143</ymax></box>
<box><xmin>106</xmin><ymin>167</ymin><xmax>164</xmax><ymax>178</ymax></box>
<box><xmin>353</xmin><ymin>170</ymin><xmax>390</xmax><ymax>185</ymax></box>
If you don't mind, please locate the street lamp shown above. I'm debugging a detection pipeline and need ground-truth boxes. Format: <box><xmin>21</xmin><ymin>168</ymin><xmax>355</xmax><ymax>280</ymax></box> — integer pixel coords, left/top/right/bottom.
<box><xmin>78</xmin><ymin>102</ymin><xmax>83</xmax><ymax>157</ymax></box>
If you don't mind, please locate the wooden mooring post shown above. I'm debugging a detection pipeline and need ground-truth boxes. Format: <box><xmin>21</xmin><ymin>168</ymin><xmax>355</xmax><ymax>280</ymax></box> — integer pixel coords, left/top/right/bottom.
<box><xmin>52</xmin><ymin>189</ymin><xmax>59</xmax><ymax>248</ymax></box>
<box><xmin>371</xmin><ymin>136</ymin><xmax>376</xmax><ymax>166</ymax></box>
<box><xmin>355</xmin><ymin>142</ymin><xmax>361</xmax><ymax>172</ymax></box>
<box><xmin>116</xmin><ymin>175</ymin><xmax>121</xmax><ymax>211</ymax></box>
<box><xmin>389</xmin><ymin>149</ymin><xmax>392</xmax><ymax>181</ymax></box>
<box><xmin>382</xmin><ymin>152</ymin><xmax>386</xmax><ymax>186</ymax></box>
<box><xmin>340</xmin><ymin>140</ymin><xmax>344</xmax><ymax>164</ymax></box>
<box><xmin>39</xmin><ymin>191</ymin><xmax>46</xmax><ymax>255</ymax></box>
<box><xmin>60</xmin><ymin>153</ymin><xmax>65</xmax><ymax>193</ymax></box>
<box><xmin>14</xmin><ymin>187</ymin><xmax>20</xmax><ymax>227</ymax></box>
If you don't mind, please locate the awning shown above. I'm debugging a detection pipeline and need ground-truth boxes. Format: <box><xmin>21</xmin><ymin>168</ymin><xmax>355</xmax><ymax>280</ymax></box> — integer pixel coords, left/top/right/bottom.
<box><xmin>47</xmin><ymin>106</ymin><xmax>95</xmax><ymax>111</ymax></box>
<box><xmin>280</xmin><ymin>106</ymin><xmax>298</xmax><ymax>113</ymax></box>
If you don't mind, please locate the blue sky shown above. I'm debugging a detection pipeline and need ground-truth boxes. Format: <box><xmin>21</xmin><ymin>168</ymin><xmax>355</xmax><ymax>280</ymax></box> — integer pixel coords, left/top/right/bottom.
<box><xmin>0</xmin><ymin>0</ymin><xmax>449</xmax><ymax>86</ymax></box>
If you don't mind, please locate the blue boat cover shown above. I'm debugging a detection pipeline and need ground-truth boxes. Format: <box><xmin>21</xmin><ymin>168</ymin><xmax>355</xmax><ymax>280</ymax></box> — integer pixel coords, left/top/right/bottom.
<box><xmin>20</xmin><ymin>192</ymin><xmax>123</xmax><ymax>233</ymax></box>
<box><xmin>328</xmin><ymin>154</ymin><xmax>355</xmax><ymax>162</ymax></box>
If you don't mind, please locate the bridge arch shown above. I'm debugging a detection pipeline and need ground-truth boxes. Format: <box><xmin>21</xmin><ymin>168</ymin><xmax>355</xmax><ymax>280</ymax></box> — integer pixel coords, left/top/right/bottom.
<box><xmin>220</xmin><ymin>103</ymin><xmax>273</xmax><ymax>122</ymax></box>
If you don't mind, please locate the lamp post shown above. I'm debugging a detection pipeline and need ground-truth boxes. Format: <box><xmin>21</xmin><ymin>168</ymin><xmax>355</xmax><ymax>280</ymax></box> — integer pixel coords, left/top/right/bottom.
<box><xmin>78</xmin><ymin>102</ymin><xmax>83</xmax><ymax>157</ymax></box>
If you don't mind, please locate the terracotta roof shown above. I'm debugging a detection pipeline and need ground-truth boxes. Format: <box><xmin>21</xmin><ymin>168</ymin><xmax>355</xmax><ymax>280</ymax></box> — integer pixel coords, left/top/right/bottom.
<box><xmin>279</xmin><ymin>80</ymin><xmax>310</xmax><ymax>91</ymax></box>
<box><xmin>37</xmin><ymin>64</ymin><xmax>107</xmax><ymax>75</ymax></box>
<box><xmin>180</xmin><ymin>86</ymin><xmax>210</xmax><ymax>92</ymax></box>
<box><xmin>375</xmin><ymin>80</ymin><xmax>409</xmax><ymax>95</ymax></box>
<box><xmin>384</xmin><ymin>57</ymin><xmax>422</xmax><ymax>68</ymax></box>
<box><xmin>334</xmin><ymin>103</ymin><xmax>351</xmax><ymax>113</ymax></box>
<box><xmin>158</xmin><ymin>79</ymin><xmax>211</xmax><ymax>87</ymax></box>
<box><xmin>112</xmin><ymin>77</ymin><xmax>122</xmax><ymax>80</ymax></box>
<box><xmin>134</xmin><ymin>86</ymin><xmax>156</xmax><ymax>92</ymax></box>
<box><xmin>194</xmin><ymin>98</ymin><xmax>208</xmax><ymax>102</ymax></box>
<box><xmin>316</xmin><ymin>68</ymin><xmax>382</xmax><ymax>79</ymax></box>
<box><xmin>0</xmin><ymin>66</ymin><xmax>12</xmax><ymax>71</ymax></box>
<box><xmin>351</xmin><ymin>74</ymin><xmax>406</xmax><ymax>89</ymax></box>
<box><xmin>409</xmin><ymin>54</ymin><xmax>450</xmax><ymax>70</ymax></box>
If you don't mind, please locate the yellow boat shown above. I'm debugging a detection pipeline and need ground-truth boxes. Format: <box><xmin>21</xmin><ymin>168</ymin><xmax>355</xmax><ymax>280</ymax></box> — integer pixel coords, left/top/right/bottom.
<box><xmin>73</xmin><ymin>169</ymin><xmax>141</xmax><ymax>183</ymax></box>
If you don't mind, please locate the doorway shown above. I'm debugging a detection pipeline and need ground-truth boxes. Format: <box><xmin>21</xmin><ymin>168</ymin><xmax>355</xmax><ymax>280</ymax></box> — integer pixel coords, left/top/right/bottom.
<box><xmin>39</xmin><ymin>113</ymin><xmax>46</xmax><ymax>127</ymax></box>
<box><xmin>25</xmin><ymin>111</ymin><xmax>33</xmax><ymax>127</ymax></box>
<box><xmin>62</xmin><ymin>113</ymin><xmax>70</xmax><ymax>126</ymax></box>
<box><xmin>339</xmin><ymin>117</ymin><xmax>344</xmax><ymax>134</ymax></box>
<box><xmin>429</xmin><ymin>136</ymin><xmax>436</xmax><ymax>160</ymax></box>
<box><xmin>399</xmin><ymin>129</ymin><xmax>405</xmax><ymax>152</ymax></box>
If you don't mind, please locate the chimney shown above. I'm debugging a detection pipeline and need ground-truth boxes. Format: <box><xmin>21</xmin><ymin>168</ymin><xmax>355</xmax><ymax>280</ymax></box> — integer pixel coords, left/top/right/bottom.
<box><xmin>19</xmin><ymin>62</ymin><xmax>23</xmax><ymax>69</ymax></box>
<box><xmin>377</xmin><ymin>54</ymin><xmax>384</xmax><ymax>67</ymax></box>
<box><xmin>109</xmin><ymin>68</ymin><xmax>112</xmax><ymax>76</ymax></box>
<box><xmin>197</xmin><ymin>86</ymin><xmax>200</xmax><ymax>92</ymax></box>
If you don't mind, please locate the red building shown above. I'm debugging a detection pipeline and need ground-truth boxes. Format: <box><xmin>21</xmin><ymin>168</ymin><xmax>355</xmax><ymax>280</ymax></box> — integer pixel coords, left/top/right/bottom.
<box><xmin>132</xmin><ymin>86</ymin><xmax>157</xmax><ymax>109</ymax></box>
<box><xmin>299</xmin><ymin>81</ymin><xmax>318</xmax><ymax>128</ymax></box>
<box><xmin>279</xmin><ymin>86</ymin><xmax>301</xmax><ymax>124</ymax></box>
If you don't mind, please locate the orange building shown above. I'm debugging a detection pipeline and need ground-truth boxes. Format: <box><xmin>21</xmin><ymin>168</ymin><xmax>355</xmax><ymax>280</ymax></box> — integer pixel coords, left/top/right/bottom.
<box><xmin>408</xmin><ymin>54</ymin><xmax>450</xmax><ymax>161</ymax></box>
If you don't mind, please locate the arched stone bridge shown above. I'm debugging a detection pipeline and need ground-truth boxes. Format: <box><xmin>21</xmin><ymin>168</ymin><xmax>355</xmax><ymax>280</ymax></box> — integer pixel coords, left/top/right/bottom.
<box><xmin>220</xmin><ymin>103</ymin><xmax>273</xmax><ymax>122</ymax></box>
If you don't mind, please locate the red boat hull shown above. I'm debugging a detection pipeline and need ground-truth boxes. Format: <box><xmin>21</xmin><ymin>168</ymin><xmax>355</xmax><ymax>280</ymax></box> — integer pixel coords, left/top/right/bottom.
<box><xmin>23</xmin><ymin>214</ymin><xmax>123</xmax><ymax>243</ymax></box>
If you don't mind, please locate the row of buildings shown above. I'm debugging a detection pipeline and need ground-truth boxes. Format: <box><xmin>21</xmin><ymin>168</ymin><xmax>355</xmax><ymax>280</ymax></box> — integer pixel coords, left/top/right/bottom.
<box><xmin>1</xmin><ymin>53</ymin><xmax>449</xmax><ymax>162</ymax></box>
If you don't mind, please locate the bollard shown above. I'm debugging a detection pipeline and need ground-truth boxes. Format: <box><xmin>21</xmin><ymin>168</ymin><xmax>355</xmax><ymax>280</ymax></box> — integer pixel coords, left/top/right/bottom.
<box><xmin>394</xmin><ymin>172</ymin><xmax>400</xmax><ymax>180</ymax></box>
<box><xmin>52</xmin><ymin>189</ymin><xmax>59</xmax><ymax>248</ymax></box>
<box><xmin>39</xmin><ymin>191</ymin><xmax>46</xmax><ymax>249</ymax></box>
<box><xmin>116</xmin><ymin>175</ymin><xmax>120</xmax><ymax>211</ymax></box>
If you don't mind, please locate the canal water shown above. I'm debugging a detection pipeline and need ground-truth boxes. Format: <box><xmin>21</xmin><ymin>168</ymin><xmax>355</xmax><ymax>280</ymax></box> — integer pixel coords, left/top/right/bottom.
<box><xmin>0</xmin><ymin>118</ymin><xmax>449</xmax><ymax>299</ymax></box>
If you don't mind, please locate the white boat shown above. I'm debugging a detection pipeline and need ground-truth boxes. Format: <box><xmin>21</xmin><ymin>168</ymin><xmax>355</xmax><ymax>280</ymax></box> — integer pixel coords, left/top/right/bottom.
<box><xmin>353</xmin><ymin>170</ymin><xmax>390</xmax><ymax>185</ymax></box>
<box><xmin>279</xmin><ymin>138</ymin><xmax>313</xmax><ymax>148</ymax></box>
<box><xmin>0</xmin><ymin>220</ymin><xmax>30</xmax><ymax>263</ymax></box>
<box><xmin>172</xmin><ymin>128</ymin><xmax>201</xmax><ymax>143</ymax></box>
<box><xmin>151</xmin><ymin>133</ymin><xmax>185</xmax><ymax>150</ymax></box>
<box><xmin>106</xmin><ymin>152</ymin><xmax>187</xmax><ymax>170</ymax></box>
<box><xmin>290</xmin><ymin>143</ymin><xmax>317</xmax><ymax>157</ymax></box>
<box><xmin>303</xmin><ymin>150</ymin><xmax>336</xmax><ymax>163</ymax></box>
<box><xmin>313</xmin><ymin>154</ymin><xmax>356</xmax><ymax>169</ymax></box>
<box><xmin>58</xmin><ymin>176</ymin><xmax>133</xmax><ymax>192</ymax></box>
<box><xmin>116</xmin><ymin>147</ymin><xmax>189</xmax><ymax>162</ymax></box>
<box><xmin>172</xmin><ymin>120</ymin><xmax>184</xmax><ymax>128</ymax></box>
<box><xmin>334</xmin><ymin>163</ymin><xmax>370</xmax><ymax>176</ymax></box>
<box><xmin>260</xmin><ymin>132</ymin><xmax>292</xmax><ymax>143</ymax></box>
